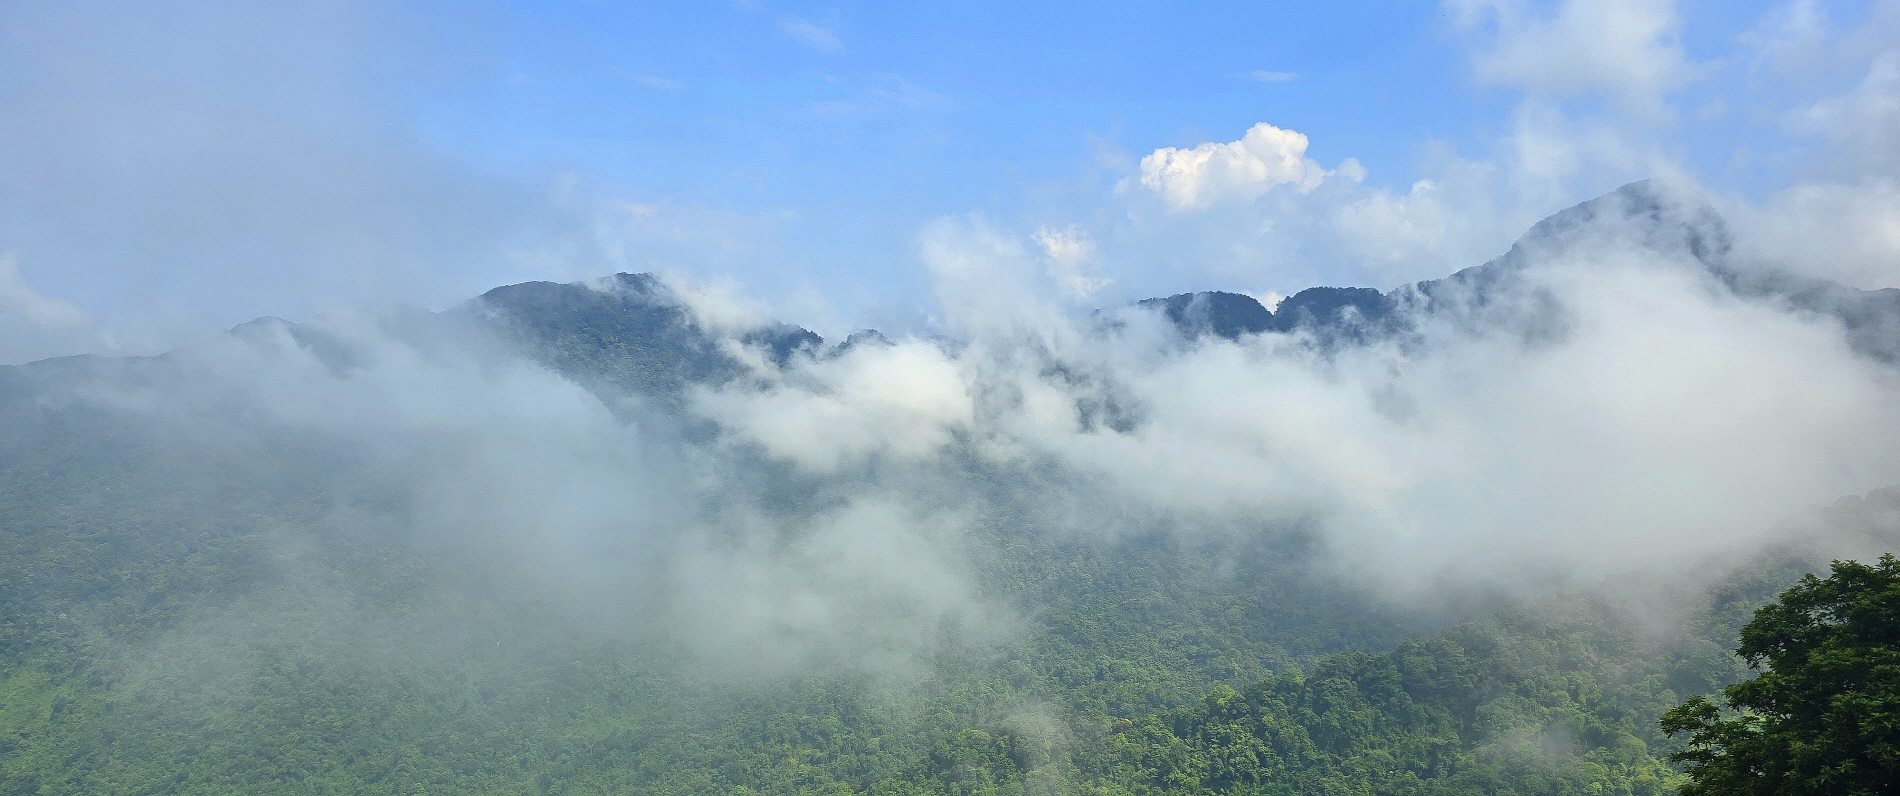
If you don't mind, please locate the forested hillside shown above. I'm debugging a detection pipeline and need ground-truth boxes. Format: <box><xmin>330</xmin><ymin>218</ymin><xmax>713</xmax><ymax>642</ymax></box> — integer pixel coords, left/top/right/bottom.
<box><xmin>3</xmin><ymin>183</ymin><xmax>1899</xmax><ymax>795</ymax></box>
<box><xmin>0</xmin><ymin>400</ymin><xmax>1843</xmax><ymax>796</ymax></box>
<box><xmin>0</xmin><ymin>443</ymin><xmax>1841</xmax><ymax>796</ymax></box>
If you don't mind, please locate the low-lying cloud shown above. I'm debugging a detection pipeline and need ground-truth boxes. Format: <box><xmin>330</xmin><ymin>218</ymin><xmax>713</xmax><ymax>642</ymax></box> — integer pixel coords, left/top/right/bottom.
<box><xmin>19</xmin><ymin>174</ymin><xmax>1900</xmax><ymax>698</ymax></box>
<box><xmin>692</xmin><ymin>191</ymin><xmax>1900</xmax><ymax>603</ymax></box>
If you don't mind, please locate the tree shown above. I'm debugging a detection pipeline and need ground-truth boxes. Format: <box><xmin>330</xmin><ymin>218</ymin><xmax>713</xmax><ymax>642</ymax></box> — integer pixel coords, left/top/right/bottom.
<box><xmin>1661</xmin><ymin>554</ymin><xmax>1900</xmax><ymax>795</ymax></box>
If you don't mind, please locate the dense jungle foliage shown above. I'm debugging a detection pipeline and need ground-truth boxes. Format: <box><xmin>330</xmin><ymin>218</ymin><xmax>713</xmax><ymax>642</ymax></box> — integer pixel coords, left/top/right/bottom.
<box><xmin>1661</xmin><ymin>555</ymin><xmax>1900</xmax><ymax>795</ymax></box>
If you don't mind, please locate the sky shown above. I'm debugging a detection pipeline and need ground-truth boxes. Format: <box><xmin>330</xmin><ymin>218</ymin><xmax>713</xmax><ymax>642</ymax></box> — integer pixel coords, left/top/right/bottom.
<box><xmin>2</xmin><ymin>0</ymin><xmax>1899</xmax><ymax>362</ymax></box>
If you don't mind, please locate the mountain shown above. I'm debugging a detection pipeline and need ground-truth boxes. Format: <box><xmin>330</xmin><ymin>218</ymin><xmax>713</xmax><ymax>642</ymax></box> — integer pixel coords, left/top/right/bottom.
<box><xmin>469</xmin><ymin>272</ymin><xmax>821</xmax><ymax>396</ymax></box>
<box><xmin>1134</xmin><ymin>286</ymin><xmax>1394</xmax><ymax>340</ymax></box>
<box><xmin>1</xmin><ymin>182</ymin><xmax>1898</xmax><ymax>795</ymax></box>
<box><xmin>1141</xmin><ymin>179</ymin><xmax>1900</xmax><ymax>360</ymax></box>
<box><xmin>0</xmin><ymin>273</ymin><xmax>824</xmax><ymax>412</ymax></box>
<box><xmin>14</xmin><ymin>181</ymin><xmax>1883</xmax><ymax>402</ymax></box>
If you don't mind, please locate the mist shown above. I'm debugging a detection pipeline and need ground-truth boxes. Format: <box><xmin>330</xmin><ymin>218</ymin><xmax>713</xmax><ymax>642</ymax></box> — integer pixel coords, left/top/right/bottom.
<box><xmin>694</xmin><ymin>189</ymin><xmax>1900</xmax><ymax>602</ymax></box>
<box><xmin>6</xmin><ymin>1</ymin><xmax>1900</xmax><ymax>792</ymax></box>
<box><xmin>15</xmin><ymin>178</ymin><xmax>1897</xmax><ymax>693</ymax></box>
<box><xmin>0</xmin><ymin>0</ymin><xmax>588</xmax><ymax>364</ymax></box>
<box><xmin>9</xmin><ymin>176</ymin><xmax>1893</xmax><ymax>796</ymax></box>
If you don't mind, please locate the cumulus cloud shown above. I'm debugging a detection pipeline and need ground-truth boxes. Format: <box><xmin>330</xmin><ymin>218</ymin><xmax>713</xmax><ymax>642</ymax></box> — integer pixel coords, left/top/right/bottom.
<box><xmin>1095</xmin><ymin>0</ymin><xmax>1866</xmax><ymax>302</ymax></box>
<box><xmin>1106</xmin><ymin>121</ymin><xmax>1561</xmax><ymax>293</ymax></box>
<box><xmin>1103</xmin><ymin>66</ymin><xmax>1691</xmax><ymax>295</ymax></box>
<box><xmin>1138</xmin><ymin>122</ymin><xmax>1332</xmax><ymax>210</ymax></box>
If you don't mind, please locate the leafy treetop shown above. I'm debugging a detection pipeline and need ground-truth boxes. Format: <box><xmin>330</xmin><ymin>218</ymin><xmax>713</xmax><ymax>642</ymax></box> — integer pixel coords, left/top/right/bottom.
<box><xmin>1662</xmin><ymin>554</ymin><xmax>1900</xmax><ymax>796</ymax></box>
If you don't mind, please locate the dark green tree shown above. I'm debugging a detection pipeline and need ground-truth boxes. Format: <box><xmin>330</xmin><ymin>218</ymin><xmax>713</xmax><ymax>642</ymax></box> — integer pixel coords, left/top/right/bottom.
<box><xmin>1661</xmin><ymin>554</ymin><xmax>1900</xmax><ymax>795</ymax></box>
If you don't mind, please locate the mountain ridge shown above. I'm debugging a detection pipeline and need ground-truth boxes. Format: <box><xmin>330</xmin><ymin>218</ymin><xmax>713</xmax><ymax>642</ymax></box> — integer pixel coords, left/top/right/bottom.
<box><xmin>10</xmin><ymin>179</ymin><xmax>1900</xmax><ymax>386</ymax></box>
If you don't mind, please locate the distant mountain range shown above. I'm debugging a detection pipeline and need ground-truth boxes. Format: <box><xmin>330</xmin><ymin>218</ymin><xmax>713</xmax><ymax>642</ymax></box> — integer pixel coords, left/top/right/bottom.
<box><xmin>9</xmin><ymin>179</ymin><xmax>1900</xmax><ymax>396</ymax></box>
<box><xmin>1139</xmin><ymin>179</ymin><xmax>1900</xmax><ymax>358</ymax></box>
<box><xmin>465</xmin><ymin>179</ymin><xmax>1900</xmax><ymax>394</ymax></box>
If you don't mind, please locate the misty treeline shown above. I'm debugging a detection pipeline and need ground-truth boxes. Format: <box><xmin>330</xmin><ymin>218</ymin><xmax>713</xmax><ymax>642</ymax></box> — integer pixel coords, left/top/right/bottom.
<box><xmin>4</xmin><ymin>181</ymin><xmax>1900</xmax><ymax>794</ymax></box>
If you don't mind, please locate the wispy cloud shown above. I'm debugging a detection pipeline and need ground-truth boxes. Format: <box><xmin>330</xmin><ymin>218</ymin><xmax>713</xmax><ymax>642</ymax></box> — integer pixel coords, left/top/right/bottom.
<box><xmin>0</xmin><ymin>253</ymin><xmax>116</xmax><ymax>363</ymax></box>
<box><xmin>807</xmin><ymin>74</ymin><xmax>954</xmax><ymax>119</ymax></box>
<box><xmin>625</xmin><ymin>73</ymin><xmax>684</xmax><ymax>91</ymax></box>
<box><xmin>781</xmin><ymin>17</ymin><xmax>842</xmax><ymax>51</ymax></box>
<box><xmin>1244</xmin><ymin>70</ymin><xmax>1299</xmax><ymax>82</ymax></box>
<box><xmin>0</xmin><ymin>0</ymin><xmax>570</xmax><ymax>358</ymax></box>
<box><xmin>1446</xmin><ymin>0</ymin><xmax>1696</xmax><ymax>119</ymax></box>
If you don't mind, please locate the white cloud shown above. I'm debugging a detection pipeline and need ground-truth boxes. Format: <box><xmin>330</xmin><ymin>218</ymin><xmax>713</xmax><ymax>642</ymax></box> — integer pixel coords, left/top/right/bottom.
<box><xmin>1035</xmin><ymin>225</ymin><xmax>1113</xmax><ymax>298</ymax></box>
<box><xmin>1247</xmin><ymin>290</ymin><xmax>1286</xmax><ymax>310</ymax></box>
<box><xmin>647</xmin><ymin>271</ymin><xmax>771</xmax><ymax>333</ymax></box>
<box><xmin>1245</xmin><ymin>70</ymin><xmax>1299</xmax><ymax>82</ymax></box>
<box><xmin>1447</xmin><ymin>0</ymin><xmax>1696</xmax><ymax>118</ymax></box>
<box><xmin>920</xmin><ymin>217</ymin><xmax>1081</xmax><ymax>342</ymax></box>
<box><xmin>1740</xmin><ymin>0</ymin><xmax>1833</xmax><ymax>75</ymax></box>
<box><xmin>1741</xmin><ymin>0</ymin><xmax>1900</xmax><ymax>79</ymax></box>
<box><xmin>72</xmin><ymin>307</ymin><xmax>1012</xmax><ymax>679</ymax></box>
<box><xmin>781</xmin><ymin>17</ymin><xmax>842</xmax><ymax>52</ymax></box>
<box><xmin>0</xmin><ymin>253</ymin><xmax>115</xmax><ymax>363</ymax></box>
<box><xmin>627</xmin><ymin>73</ymin><xmax>684</xmax><ymax>91</ymax></box>
<box><xmin>1731</xmin><ymin>179</ymin><xmax>1900</xmax><ymax>288</ymax></box>
<box><xmin>1137</xmin><ymin>122</ymin><xmax>1330</xmax><ymax>210</ymax></box>
<box><xmin>808</xmin><ymin>74</ymin><xmax>953</xmax><ymax>119</ymax></box>
<box><xmin>695</xmin><ymin>338</ymin><xmax>975</xmax><ymax>472</ymax></box>
<box><xmin>0</xmin><ymin>0</ymin><xmax>577</xmax><ymax>350</ymax></box>
<box><xmin>1107</xmin><ymin>114</ymin><xmax>1616</xmax><ymax>291</ymax></box>
<box><xmin>1792</xmin><ymin>49</ymin><xmax>1900</xmax><ymax>172</ymax></box>
<box><xmin>696</xmin><ymin>219</ymin><xmax>1900</xmax><ymax>600</ymax></box>
<box><xmin>0</xmin><ymin>254</ymin><xmax>92</xmax><ymax>334</ymax></box>
<box><xmin>670</xmin><ymin>499</ymin><xmax>1003</xmax><ymax>677</ymax></box>
<box><xmin>1329</xmin><ymin>179</ymin><xmax>1462</xmax><ymax>267</ymax></box>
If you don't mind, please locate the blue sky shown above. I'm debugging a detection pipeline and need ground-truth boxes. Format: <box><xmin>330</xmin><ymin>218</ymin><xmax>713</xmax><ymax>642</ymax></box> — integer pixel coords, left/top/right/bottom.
<box><xmin>2</xmin><ymin>0</ymin><xmax>1898</xmax><ymax>360</ymax></box>
<box><xmin>429</xmin><ymin>3</ymin><xmax>1475</xmax><ymax>304</ymax></box>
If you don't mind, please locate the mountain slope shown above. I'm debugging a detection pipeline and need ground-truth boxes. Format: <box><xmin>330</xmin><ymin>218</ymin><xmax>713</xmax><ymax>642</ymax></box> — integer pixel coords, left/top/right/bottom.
<box><xmin>1</xmin><ymin>181</ymin><xmax>1898</xmax><ymax>795</ymax></box>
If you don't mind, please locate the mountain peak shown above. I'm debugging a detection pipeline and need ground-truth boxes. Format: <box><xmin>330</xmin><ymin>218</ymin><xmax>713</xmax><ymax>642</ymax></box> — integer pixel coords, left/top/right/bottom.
<box><xmin>1479</xmin><ymin>178</ymin><xmax>1730</xmax><ymax>275</ymax></box>
<box><xmin>1134</xmin><ymin>291</ymin><xmax>1275</xmax><ymax>339</ymax></box>
<box><xmin>1127</xmin><ymin>178</ymin><xmax>1898</xmax><ymax>358</ymax></box>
